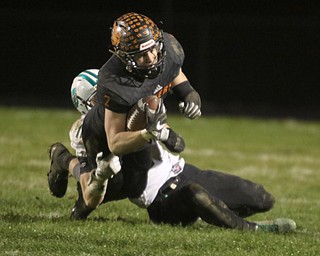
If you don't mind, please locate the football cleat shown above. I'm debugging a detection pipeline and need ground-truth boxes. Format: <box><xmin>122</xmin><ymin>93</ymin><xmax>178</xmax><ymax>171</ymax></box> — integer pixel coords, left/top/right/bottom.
<box><xmin>47</xmin><ymin>142</ymin><xmax>74</xmax><ymax>198</ymax></box>
<box><xmin>255</xmin><ymin>218</ymin><xmax>296</xmax><ymax>233</ymax></box>
<box><xmin>70</xmin><ymin>182</ymin><xmax>94</xmax><ymax>220</ymax></box>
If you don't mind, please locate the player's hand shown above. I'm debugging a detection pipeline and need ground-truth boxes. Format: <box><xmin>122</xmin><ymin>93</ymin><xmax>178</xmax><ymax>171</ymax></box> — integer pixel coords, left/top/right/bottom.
<box><xmin>179</xmin><ymin>90</ymin><xmax>201</xmax><ymax>119</ymax></box>
<box><xmin>163</xmin><ymin>128</ymin><xmax>185</xmax><ymax>153</ymax></box>
<box><xmin>145</xmin><ymin>99</ymin><xmax>169</xmax><ymax>141</ymax></box>
<box><xmin>96</xmin><ymin>152</ymin><xmax>121</xmax><ymax>179</ymax></box>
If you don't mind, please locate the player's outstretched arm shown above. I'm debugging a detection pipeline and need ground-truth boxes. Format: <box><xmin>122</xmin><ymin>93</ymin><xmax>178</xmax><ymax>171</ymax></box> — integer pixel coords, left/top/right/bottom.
<box><xmin>172</xmin><ymin>69</ymin><xmax>202</xmax><ymax>119</ymax></box>
<box><xmin>84</xmin><ymin>152</ymin><xmax>121</xmax><ymax>209</ymax></box>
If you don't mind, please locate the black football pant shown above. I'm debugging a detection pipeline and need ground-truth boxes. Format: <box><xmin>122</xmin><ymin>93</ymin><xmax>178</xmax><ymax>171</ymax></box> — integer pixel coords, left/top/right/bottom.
<box><xmin>147</xmin><ymin>163</ymin><xmax>275</xmax><ymax>230</ymax></box>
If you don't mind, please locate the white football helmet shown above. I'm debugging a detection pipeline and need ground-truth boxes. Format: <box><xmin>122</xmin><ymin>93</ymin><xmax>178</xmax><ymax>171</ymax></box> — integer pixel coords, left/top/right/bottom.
<box><xmin>71</xmin><ymin>69</ymin><xmax>99</xmax><ymax>114</ymax></box>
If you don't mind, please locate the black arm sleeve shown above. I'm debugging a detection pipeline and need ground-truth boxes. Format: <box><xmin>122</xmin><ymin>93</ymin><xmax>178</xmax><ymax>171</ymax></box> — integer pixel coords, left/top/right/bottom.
<box><xmin>172</xmin><ymin>81</ymin><xmax>201</xmax><ymax>107</ymax></box>
<box><xmin>172</xmin><ymin>81</ymin><xmax>194</xmax><ymax>101</ymax></box>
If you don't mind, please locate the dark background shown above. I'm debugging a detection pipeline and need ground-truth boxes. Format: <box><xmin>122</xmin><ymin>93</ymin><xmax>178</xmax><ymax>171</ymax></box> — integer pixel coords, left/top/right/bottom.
<box><xmin>1</xmin><ymin>0</ymin><xmax>320</xmax><ymax>119</ymax></box>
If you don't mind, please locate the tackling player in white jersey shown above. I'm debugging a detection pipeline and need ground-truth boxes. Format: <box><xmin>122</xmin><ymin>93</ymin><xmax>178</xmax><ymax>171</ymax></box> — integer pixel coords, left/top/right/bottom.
<box><xmin>48</xmin><ymin>69</ymin><xmax>120</xmax><ymax>208</ymax></box>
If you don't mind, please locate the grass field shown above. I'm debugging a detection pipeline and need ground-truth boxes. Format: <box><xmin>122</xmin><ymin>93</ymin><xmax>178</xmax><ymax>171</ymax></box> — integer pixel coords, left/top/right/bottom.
<box><xmin>0</xmin><ymin>106</ymin><xmax>319</xmax><ymax>256</ymax></box>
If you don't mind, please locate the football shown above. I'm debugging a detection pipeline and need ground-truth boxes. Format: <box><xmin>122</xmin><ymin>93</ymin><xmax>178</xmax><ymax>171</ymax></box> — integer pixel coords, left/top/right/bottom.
<box><xmin>126</xmin><ymin>95</ymin><xmax>160</xmax><ymax>131</ymax></box>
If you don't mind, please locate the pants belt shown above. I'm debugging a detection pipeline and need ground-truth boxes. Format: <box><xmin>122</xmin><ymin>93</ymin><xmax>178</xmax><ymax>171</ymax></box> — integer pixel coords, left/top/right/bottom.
<box><xmin>159</xmin><ymin>176</ymin><xmax>181</xmax><ymax>197</ymax></box>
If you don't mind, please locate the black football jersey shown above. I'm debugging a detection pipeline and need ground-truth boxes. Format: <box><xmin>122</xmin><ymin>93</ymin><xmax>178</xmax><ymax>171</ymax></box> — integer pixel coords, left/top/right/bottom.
<box><xmin>96</xmin><ymin>32</ymin><xmax>185</xmax><ymax>113</ymax></box>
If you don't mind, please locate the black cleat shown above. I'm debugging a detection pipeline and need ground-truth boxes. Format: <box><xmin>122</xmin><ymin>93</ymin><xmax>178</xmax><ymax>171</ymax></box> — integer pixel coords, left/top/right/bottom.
<box><xmin>47</xmin><ymin>142</ymin><xmax>74</xmax><ymax>198</ymax></box>
<box><xmin>70</xmin><ymin>182</ymin><xmax>94</xmax><ymax>220</ymax></box>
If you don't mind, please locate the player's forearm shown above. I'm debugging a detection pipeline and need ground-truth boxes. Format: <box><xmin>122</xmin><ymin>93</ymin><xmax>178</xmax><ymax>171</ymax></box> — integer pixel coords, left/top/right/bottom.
<box><xmin>80</xmin><ymin>172</ymin><xmax>104</xmax><ymax>209</ymax></box>
<box><xmin>108</xmin><ymin>130</ymin><xmax>148</xmax><ymax>155</ymax></box>
<box><xmin>85</xmin><ymin>188</ymin><xmax>106</xmax><ymax>209</ymax></box>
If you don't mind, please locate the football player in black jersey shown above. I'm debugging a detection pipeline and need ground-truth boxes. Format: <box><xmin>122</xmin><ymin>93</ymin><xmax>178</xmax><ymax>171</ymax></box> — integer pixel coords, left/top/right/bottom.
<box><xmin>47</xmin><ymin>65</ymin><xmax>295</xmax><ymax>231</ymax></box>
<box><xmin>71</xmin><ymin>12</ymin><xmax>202</xmax><ymax>219</ymax></box>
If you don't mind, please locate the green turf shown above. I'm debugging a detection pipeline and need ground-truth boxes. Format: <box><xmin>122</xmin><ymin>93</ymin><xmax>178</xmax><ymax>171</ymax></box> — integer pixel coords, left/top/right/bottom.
<box><xmin>0</xmin><ymin>107</ymin><xmax>319</xmax><ymax>255</ymax></box>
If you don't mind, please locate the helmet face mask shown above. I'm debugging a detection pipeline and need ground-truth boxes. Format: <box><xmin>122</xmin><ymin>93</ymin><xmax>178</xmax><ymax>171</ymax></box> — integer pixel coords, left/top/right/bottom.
<box><xmin>110</xmin><ymin>12</ymin><xmax>165</xmax><ymax>79</ymax></box>
<box><xmin>125</xmin><ymin>41</ymin><xmax>165</xmax><ymax>79</ymax></box>
<box><xmin>71</xmin><ymin>69</ymin><xmax>99</xmax><ymax>114</ymax></box>
<box><xmin>75</xmin><ymin>90</ymin><xmax>96</xmax><ymax>113</ymax></box>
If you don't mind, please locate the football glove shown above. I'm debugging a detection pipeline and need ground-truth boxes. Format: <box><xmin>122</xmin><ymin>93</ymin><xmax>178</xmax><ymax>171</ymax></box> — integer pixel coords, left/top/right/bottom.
<box><xmin>163</xmin><ymin>128</ymin><xmax>185</xmax><ymax>153</ymax></box>
<box><xmin>144</xmin><ymin>99</ymin><xmax>169</xmax><ymax>141</ymax></box>
<box><xmin>172</xmin><ymin>81</ymin><xmax>202</xmax><ymax>120</ymax></box>
<box><xmin>95</xmin><ymin>152</ymin><xmax>121</xmax><ymax>179</ymax></box>
<box><xmin>179</xmin><ymin>90</ymin><xmax>202</xmax><ymax>119</ymax></box>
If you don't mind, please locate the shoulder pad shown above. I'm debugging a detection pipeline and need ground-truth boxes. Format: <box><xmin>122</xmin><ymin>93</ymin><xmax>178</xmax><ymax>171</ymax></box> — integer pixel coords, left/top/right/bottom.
<box><xmin>163</xmin><ymin>32</ymin><xmax>185</xmax><ymax>66</ymax></box>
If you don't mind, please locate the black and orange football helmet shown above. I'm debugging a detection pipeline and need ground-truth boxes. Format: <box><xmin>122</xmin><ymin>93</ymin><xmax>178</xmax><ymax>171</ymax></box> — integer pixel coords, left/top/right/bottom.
<box><xmin>110</xmin><ymin>12</ymin><xmax>165</xmax><ymax>79</ymax></box>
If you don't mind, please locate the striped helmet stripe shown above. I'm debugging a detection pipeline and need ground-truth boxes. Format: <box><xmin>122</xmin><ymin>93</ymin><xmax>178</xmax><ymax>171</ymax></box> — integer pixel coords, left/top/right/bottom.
<box><xmin>77</xmin><ymin>70</ymin><xmax>98</xmax><ymax>87</ymax></box>
<box><xmin>84</xmin><ymin>70</ymin><xmax>98</xmax><ymax>79</ymax></box>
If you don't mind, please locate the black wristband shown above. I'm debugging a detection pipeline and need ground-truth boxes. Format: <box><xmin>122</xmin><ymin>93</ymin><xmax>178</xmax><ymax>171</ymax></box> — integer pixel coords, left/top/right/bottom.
<box><xmin>172</xmin><ymin>81</ymin><xmax>194</xmax><ymax>101</ymax></box>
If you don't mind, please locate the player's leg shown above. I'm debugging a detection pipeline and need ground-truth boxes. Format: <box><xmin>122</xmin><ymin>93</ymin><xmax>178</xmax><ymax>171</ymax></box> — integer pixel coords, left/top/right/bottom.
<box><xmin>69</xmin><ymin>158</ymin><xmax>81</xmax><ymax>181</ymax></box>
<box><xmin>148</xmin><ymin>182</ymin><xmax>256</xmax><ymax>230</ymax></box>
<box><xmin>148</xmin><ymin>181</ymin><xmax>295</xmax><ymax>232</ymax></box>
<box><xmin>186</xmin><ymin>164</ymin><xmax>275</xmax><ymax>217</ymax></box>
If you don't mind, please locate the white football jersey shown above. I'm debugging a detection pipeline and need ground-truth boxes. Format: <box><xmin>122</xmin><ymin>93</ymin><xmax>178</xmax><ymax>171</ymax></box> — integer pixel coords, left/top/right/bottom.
<box><xmin>130</xmin><ymin>141</ymin><xmax>185</xmax><ymax>208</ymax></box>
<box><xmin>69</xmin><ymin>115</ymin><xmax>87</xmax><ymax>157</ymax></box>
